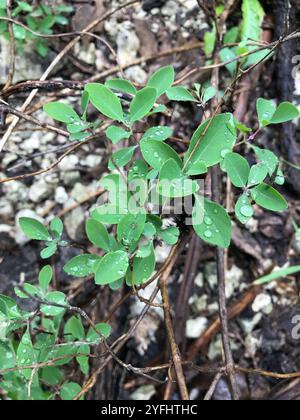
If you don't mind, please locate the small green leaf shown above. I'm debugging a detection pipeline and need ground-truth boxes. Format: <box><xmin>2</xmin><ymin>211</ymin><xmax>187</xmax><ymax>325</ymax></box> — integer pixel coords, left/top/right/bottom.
<box><xmin>85</xmin><ymin>83</ymin><xmax>124</xmax><ymax>122</ymax></box>
<box><xmin>19</xmin><ymin>217</ymin><xmax>51</xmax><ymax>241</ymax></box>
<box><xmin>17</xmin><ymin>329</ymin><xmax>36</xmax><ymax>379</ymax></box>
<box><xmin>108</xmin><ymin>146</ymin><xmax>136</xmax><ymax>170</ymax></box>
<box><xmin>204</xmin><ymin>24</ymin><xmax>216</xmax><ymax>56</ymax></box>
<box><xmin>256</xmin><ymin>98</ymin><xmax>276</xmax><ymax>126</ymax></box>
<box><xmin>85</xmin><ymin>219</ymin><xmax>110</xmax><ymax>251</ymax></box>
<box><xmin>64</xmin><ymin>316</ymin><xmax>85</xmax><ymax>340</ymax></box>
<box><xmin>224</xmin><ymin>152</ymin><xmax>250</xmax><ymax>188</ymax></box>
<box><xmin>41</xmin><ymin>292</ymin><xmax>66</xmax><ymax>317</ymax></box>
<box><xmin>252</xmin><ymin>146</ymin><xmax>279</xmax><ymax>176</ymax></box>
<box><xmin>219</xmin><ymin>48</ymin><xmax>237</xmax><ymax>75</ymax></box>
<box><xmin>64</xmin><ymin>254</ymin><xmax>100</xmax><ymax>278</ymax></box>
<box><xmin>193</xmin><ymin>197</ymin><xmax>232</xmax><ymax>248</ymax></box>
<box><xmin>251</xmin><ymin>183</ymin><xmax>288</xmax><ymax>211</ymax></box>
<box><xmin>140</xmin><ymin>139</ymin><xmax>182</xmax><ymax>170</ymax></box>
<box><xmin>105</xmin><ymin>126</ymin><xmax>131</xmax><ymax>144</ymax></box>
<box><xmin>50</xmin><ymin>216</ymin><xmax>63</xmax><ymax>237</ymax></box>
<box><xmin>235</xmin><ymin>194</ymin><xmax>254</xmax><ymax>224</ymax></box>
<box><xmin>60</xmin><ymin>383</ymin><xmax>82</xmax><ymax>401</ymax></box>
<box><xmin>184</xmin><ymin>158</ymin><xmax>208</xmax><ymax>176</ymax></box>
<box><xmin>254</xmin><ymin>265</ymin><xmax>300</xmax><ymax>285</ymax></box>
<box><xmin>166</xmin><ymin>86</ymin><xmax>196</xmax><ymax>102</ymax></box>
<box><xmin>158</xmin><ymin>159</ymin><xmax>199</xmax><ymax>198</ymax></box>
<box><xmin>44</xmin><ymin>102</ymin><xmax>81</xmax><ymax>124</ymax></box>
<box><xmin>141</xmin><ymin>126</ymin><xmax>173</xmax><ymax>142</ymax></box>
<box><xmin>147</xmin><ymin>65</ymin><xmax>175</xmax><ymax>97</ymax></box>
<box><xmin>203</xmin><ymin>86</ymin><xmax>217</xmax><ymax>104</ymax></box>
<box><xmin>117</xmin><ymin>212</ymin><xmax>146</xmax><ymax>249</ymax></box>
<box><xmin>247</xmin><ymin>163</ymin><xmax>269</xmax><ymax>187</ymax></box>
<box><xmin>159</xmin><ymin>227</ymin><xmax>180</xmax><ymax>245</ymax></box>
<box><xmin>105</xmin><ymin>79</ymin><xmax>137</xmax><ymax>95</ymax></box>
<box><xmin>126</xmin><ymin>245</ymin><xmax>156</xmax><ymax>286</ymax></box>
<box><xmin>185</xmin><ymin>113</ymin><xmax>236</xmax><ymax>169</ymax></box>
<box><xmin>130</xmin><ymin>87</ymin><xmax>157</xmax><ymax>123</ymax></box>
<box><xmin>95</xmin><ymin>251</ymin><xmax>129</xmax><ymax>285</ymax></box>
<box><xmin>39</xmin><ymin>266</ymin><xmax>53</xmax><ymax>293</ymax></box>
<box><xmin>87</xmin><ymin>323</ymin><xmax>111</xmax><ymax>342</ymax></box>
<box><xmin>40</xmin><ymin>243</ymin><xmax>57</xmax><ymax>259</ymax></box>
<box><xmin>91</xmin><ymin>205</ymin><xmax>125</xmax><ymax>225</ymax></box>
<box><xmin>270</xmin><ymin>102</ymin><xmax>299</xmax><ymax>124</ymax></box>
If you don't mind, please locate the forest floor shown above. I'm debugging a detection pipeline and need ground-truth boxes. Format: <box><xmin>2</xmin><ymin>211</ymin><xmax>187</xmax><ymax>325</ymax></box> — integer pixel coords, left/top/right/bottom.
<box><xmin>0</xmin><ymin>0</ymin><xmax>300</xmax><ymax>400</ymax></box>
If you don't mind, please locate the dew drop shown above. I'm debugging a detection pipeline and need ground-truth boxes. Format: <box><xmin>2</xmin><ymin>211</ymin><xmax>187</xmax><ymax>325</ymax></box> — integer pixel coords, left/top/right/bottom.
<box><xmin>240</xmin><ymin>205</ymin><xmax>253</xmax><ymax>218</ymax></box>
<box><xmin>204</xmin><ymin>216</ymin><xmax>212</xmax><ymax>226</ymax></box>
<box><xmin>204</xmin><ymin>230</ymin><xmax>212</xmax><ymax>238</ymax></box>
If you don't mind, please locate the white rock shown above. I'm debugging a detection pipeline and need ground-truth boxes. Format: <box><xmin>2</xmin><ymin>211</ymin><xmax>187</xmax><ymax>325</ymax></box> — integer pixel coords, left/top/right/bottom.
<box><xmin>239</xmin><ymin>313</ymin><xmax>262</xmax><ymax>334</ymax></box>
<box><xmin>2</xmin><ymin>181</ymin><xmax>29</xmax><ymax>203</ymax></box>
<box><xmin>0</xmin><ymin>199</ymin><xmax>13</xmax><ymax>220</ymax></box>
<box><xmin>55</xmin><ymin>186</ymin><xmax>69</xmax><ymax>204</ymax></box>
<box><xmin>29</xmin><ymin>179</ymin><xmax>52</xmax><ymax>203</ymax></box>
<box><xmin>252</xmin><ymin>293</ymin><xmax>273</xmax><ymax>314</ymax></box>
<box><xmin>82</xmin><ymin>154</ymin><xmax>103</xmax><ymax>168</ymax></box>
<box><xmin>195</xmin><ymin>272</ymin><xmax>204</xmax><ymax>288</ymax></box>
<box><xmin>225</xmin><ymin>265</ymin><xmax>243</xmax><ymax>299</ymax></box>
<box><xmin>186</xmin><ymin>317</ymin><xmax>208</xmax><ymax>339</ymax></box>
<box><xmin>58</xmin><ymin>155</ymin><xmax>79</xmax><ymax>171</ymax></box>
<box><xmin>124</xmin><ymin>66</ymin><xmax>148</xmax><ymax>84</ymax></box>
<box><xmin>61</xmin><ymin>170</ymin><xmax>81</xmax><ymax>186</ymax></box>
<box><xmin>244</xmin><ymin>333</ymin><xmax>260</xmax><ymax>358</ymax></box>
<box><xmin>155</xmin><ymin>243</ymin><xmax>172</xmax><ymax>263</ymax></box>
<box><xmin>131</xmin><ymin>281</ymin><xmax>163</xmax><ymax>319</ymax></box>
<box><xmin>64</xmin><ymin>206</ymin><xmax>85</xmax><ymax>241</ymax></box>
<box><xmin>131</xmin><ymin>385</ymin><xmax>156</xmax><ymax>401</ymax></box>
<box><xmin>117</xmin><ymin>25</ymin><xmax>140</xmax><ymax>67</ymax></box>
<box><xmin>162</xmin><ymin>0</ymin><xmax>180</xmax><ymax>16</ymax></box>
<box><xmin>22</xmin><ymin>135</ymin><xmax>40</xmax><ymax>153</ymax></box>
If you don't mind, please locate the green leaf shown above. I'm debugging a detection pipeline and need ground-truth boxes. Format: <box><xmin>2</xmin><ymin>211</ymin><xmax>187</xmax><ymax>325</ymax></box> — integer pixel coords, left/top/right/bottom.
<box><xmin>85</xmin><ymin>219</ymin><xmax>110</xmax><ymax>251</ymax></box>
<box><xmin>128</xmin><ymin>159</ymin><xmax>148</xmax><ymax>181</ymax></box>
<box><xmin>85</xmin><ymin>83</ymin><xmax>124</xmax><ymax>122</ymax></box>
<box><xmin>251</xmin><ymin>183</ymin><xmax>288</xmax><ymax>211</ymax></box>
<box><xmin>247</xmin><ymin>163</ymin><xmax>269</xmax><ymax>187</ymax></box>
<box><xmin>19</xmin><ymin>217</ymin><xmax>51</xmax><ymax>241</ymax></box>
<box><xmin>158</xmin><ymin>159</ymin><xmax>199</xmax><ymax>198</ymax></box>
<box><xmin>130</xmin><ymin>87</ymin><xmax>157</xmax><ymax>123</ymax></box>
<box><xmin>185</xmin><ymin>159</ymin><xmax>208</xmax><ymax>177</ymax></box>
<box><xmin>64</xmin><ymin>316</ymin><xmax>85</xmax><ymax>340</ymax></box>
<box><xmin>204</xmin><ymin>24</ymin><xmax>216</xmax><ymax>56</ymax></box>
<box><xmin>140</xmin><ymin>139</ymin><xmax>182</xmax><ymax>170</ymax></box>
<box><xmin>159</xmin><ymin>227</ymin><xmax>180</xmax><ymax>245</ymax></box>
<box><xmin>44</xmin><ymin>102</ymin><xmax>80</xmax><ymax>124</ymax></box>
<box><xmin>63</xmin><ymin>254</ymin><xmax>100</xmax><ymax>278</ymax></box>
<box><xmin>60</xmin><ymin>383</ymin><xmax>82</xmax><ymax>401</ymax></box>
<box><xmin>193</xmin><ymin>197</ymin><xmax>232</xmax><ymax>248</ymax></box>
<box><xmin>126</xmin><ymin>245</ymin><xmax>156</xmax><ymax>286</ymax></box>
<box><xmin>252</xmin><ymin>146</ymin><xmax>279</xmax><ymax>176</ymax></box>
<box><xmin>42</xmin><ymin>367</ymin><xmax>63</xmax><ymax>386</ymax></box>
<box><xmin>91</xmin><ymin>205</ymin><xmax>125</xmax><ymax>225</ymax></box>
<box><xmin>256</xmin><ymin>98</ymin><xmax>276</xmax><ymax>126</ymax></box>
<box><xmin>95</xmin><ymin>251</ymin><xmax>129</xmax><ymax>285</ymax></box>
<box><xmin>39</xmin><ymin>266</ymin><xmax>53</xmax><ymax>293</ymax></box>
<box><xmin>219</xmin><ymin>48</ymin><xmax>237</xmax><ymax>75</ymax></box>
<box><xmin>81</xmin><ymin>91</ymin><xmax>90</xmax><ymax>118</ymax></box>
<box><xmin>50</xmin><ymin>216</ymin><xmax>63</xmax><ymax>237</ymax></box>
<box><xmin>108</xmin><ymin>146</ymin><xmax>136</xmax><ymax>170</ymax></box>
<box><xmin>224</xmin><ymin>152</ymin><xmax>250</xmax><ymax>188</ymax></box>
<box><xmin>254</xmin><ymin>265</ymin><xmax>300</xmax><ymax>285</ymax></box>
<box><xmin>40</xmin><ymin>242</ymin><xmax>57</xmax><ymax>259</ymax></box>
<box><xmin>270</xmin><ymin>102</ymin><xmax>300</xmax><ymax>124</ymax></box>
<box><xmin>203</xmin><ymin>86</ymin><xmax>217</xmax><ymax>104</ymax></box>
<box><xmin>241</xmin><ymin>0</ymin><xmax>267</xmax><ymax>66</ymax></box>
<box><xmin>87</xmin><ymin>323</ymin><xmax>111</xmax><ymax>342</ymax></box>
<box><xmin>105</xmin><ymin>126</ymin><xmax>131</xmax><ymax>144</ymax></box>
<box><xmin>235</xmin><ymin>194</ymin><xmax>254</xmax><ymax>224</ymax></box>
<box><xmin>105</xmin><ymin>79</ymin><xmax>137</xmax><ymax>95</ymax></box>
<box><xmin>141</xmin><ymin>126</ymin><xmax>173</xmax><ymax>142</ymax></box>
<box><xmin>275</xmin><ymin>169</ymin><xmax>285</xmax><ymax>186</ymax></box>
<box><xmin>17</xmin><ymin>329</ymin><xmax>36</xmax><ymax>379</ymax></box>
<box><xmin>166</xmin><ymin>86</ymin><xmax>196</xmax><ymax>102</ymax></box>
<box><xmin>41</xmin><ymin>292</ymin><xmax>66</xmax><ymax>317</ymax></box>
<box><xmin>184</xmin><ymin>113</ymin><xmax>236</xmax><ymax>169</ymax></box>
<box><xmin>117</xmin><ymin>212</ymin><xmax>146</xmax><ymax>248</ymax></box>
<box><xmin>147</xmin><ymin>65</ymin><xmax>175</xmax><ymax>97</ymax></box>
